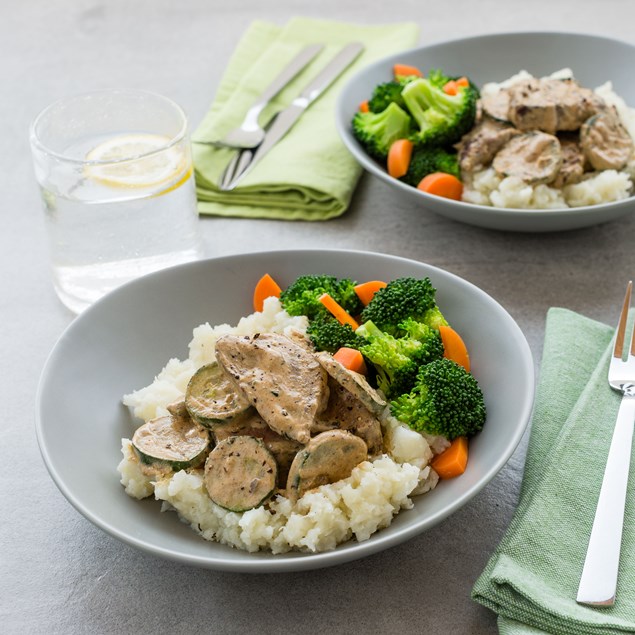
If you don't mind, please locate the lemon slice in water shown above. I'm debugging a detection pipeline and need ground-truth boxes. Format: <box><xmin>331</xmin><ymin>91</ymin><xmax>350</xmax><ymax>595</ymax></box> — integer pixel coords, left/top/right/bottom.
<box><xmin>85</xmin><ymin>133</ymin><xmax>188</xmax><ymax>189</ymax></box>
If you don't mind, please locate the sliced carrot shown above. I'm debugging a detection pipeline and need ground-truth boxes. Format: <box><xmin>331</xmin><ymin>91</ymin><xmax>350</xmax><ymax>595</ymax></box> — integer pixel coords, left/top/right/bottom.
<box><xmin>439</xmin><ymin>325</ymin><xmax>470</xmax><ymax>372</ymax></box>
<box><xmin>359</xmin><ymin>100</ymin><xmax>369</xmax><ymax>113</ymax></box>
<box><xmin>393</xmin><ymin>63</ymin><xmax>422</xmax><ymax>78</ymax></box>
<box><xmin>431</xmin><ymin>436</ymin><xmax>469</xmax><ymax>479</ymax></box>
<box><xmin>318</xmin><ymin>293</ymin><xmax>359</xmax><ymax>330</ymax></box>
<box><xmin>253</xmin><ymin>273</ymin><xmax>282</xmax><ymax>312</ymax></box>
<box><xmin>387</xmin><ymin>139</ymin><xmax>414</xmax><ymax>179</ymax></box>
<box><xmin>333</xmin><ymin>347</ymin><xmax>367</xmax><ymax>374</ymax></box>
<box><xmin>443</xmin><ymin>77</ymin><xmax>469</xmax><ymax>95</ymax></box>
<box><xmin>354</xmin><ymin>280</ymin><xmax>387</xmax><ymax>306</ymax></box>
<box><xmin>417</xmin><ymin>172</ymin><xmax>463</xmax><ymax>201</ymax></box>
<box><xmin>443</xmin><ymin>80</ymin><xmax>459</xmax><ymax>96</ymax></box>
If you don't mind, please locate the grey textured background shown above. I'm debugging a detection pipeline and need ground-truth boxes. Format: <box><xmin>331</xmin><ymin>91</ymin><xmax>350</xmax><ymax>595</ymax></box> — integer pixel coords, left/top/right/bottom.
<box><xmin>3</xmin><ymin>1</ymin><xmax>635</xmax><ymax>633</ymax></box>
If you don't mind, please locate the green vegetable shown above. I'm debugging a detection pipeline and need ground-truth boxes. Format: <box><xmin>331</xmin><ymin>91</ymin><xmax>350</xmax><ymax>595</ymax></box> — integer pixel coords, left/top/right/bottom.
<box><xmin>367</xmin><ymin>75</ymin><xmax>420</xmax><ymax>113</ymax></box>
<box><xmin>286</xmin><ymin>430</ymin><xmax>368</xmax><ymax>502</ymax></box>
<box><xmin>307</xmin><ymin>312</ymin><xmax>365</xmax><ymax>353</ymax></box>
<box><xmin>280</xmin><ymin>274</ymin><xmax>362</xmax><ymax>320</ymax></box>
<box><xmin>427</xmin><ymin>68</ymin><xmax>451</xmax><ymax>89</ymax></box>
<box><xmin>360</xmin><ymin>276</ymin><xmax>448</xmax><ymax>337</ymax></box>
<box><xmin>368</xmin><ymin>80</ymin><xmax>406</xmax><ymax>113</ymax></box>
<box><xmin>185</xmin><ymin>362</ymin><xmax>250</xmax><ymax>427</ymax></box>
<box><xmin>356</xmin><ymin>318</ymin><xmax>444</xmax><ymax>397</ymax></box>
<box><xmin>390</xmin><ymin>358</ymin><xmax>486</xmax><ymax>439</ymax></box>
<box><xmin>132</xmin><ymin>415</ymin><xmax>210</xmax><ymax>471</ymax></box>
<box><xmin>204</xmin><ymin>436</ymin><xmax>277</xmax><ymax>512</ymax></box>
<box><xmin>402</xmin><ymin>76</ymin><xmax>477</xmax><ymax>147</ymax></box>
<box><xmin>352</xmin><ymin>102</ymin><xmax>413</xmax><ymax>160</ymax></box>
<box><xmin>400</xmin><ymin>147</ymin><xmax>460</xmax><ymax>187</ymax></box>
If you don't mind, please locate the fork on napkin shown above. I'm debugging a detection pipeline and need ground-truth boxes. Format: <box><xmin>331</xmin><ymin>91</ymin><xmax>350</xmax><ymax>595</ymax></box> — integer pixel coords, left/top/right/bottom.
<box><xmin>192</xmin><ymin>18</ymin><xmax>419</xmax><ymax>221</ymax></box>
<box><xmin>472</xmin><ymin>308</ymin><xmax>635</xmax><ymax>635</ymax></box>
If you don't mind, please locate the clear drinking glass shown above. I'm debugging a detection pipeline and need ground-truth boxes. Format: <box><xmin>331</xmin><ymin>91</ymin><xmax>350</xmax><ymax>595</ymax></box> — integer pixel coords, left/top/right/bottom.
<box><xmin>30</xmin><ymin>89</ymin><xmax>204</xmax><ymax>313</ymax></box>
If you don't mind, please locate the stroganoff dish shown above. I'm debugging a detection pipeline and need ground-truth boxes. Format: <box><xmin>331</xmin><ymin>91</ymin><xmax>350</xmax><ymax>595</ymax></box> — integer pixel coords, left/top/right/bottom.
<box><xmin>351</xmin><ymin>65</ymin><xmax>635</xmax><ymax>209</ymax></box>
<box><xmin>119</xmin><ymin>275</ymin><xmax>485</xmax><ymax>553</ymax></box>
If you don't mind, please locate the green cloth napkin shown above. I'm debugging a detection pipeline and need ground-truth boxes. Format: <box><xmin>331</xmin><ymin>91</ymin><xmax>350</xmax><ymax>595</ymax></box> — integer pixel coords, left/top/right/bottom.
<box><xmin>192</xmin><ymin>18</ymin><xmax>419</xmax><ymax>220</ymax></box>
<box><xmin>472</xmin><ymin>308</ymin><xmax>635</xmax><ymax>635</ymax></box>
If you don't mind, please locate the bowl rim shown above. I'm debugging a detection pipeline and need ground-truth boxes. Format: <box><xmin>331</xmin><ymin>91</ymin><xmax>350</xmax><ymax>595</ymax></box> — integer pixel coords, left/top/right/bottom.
<box><xmin>335</xmin><ymin>30</ymin><xmax>635</xmax><ymax>219</ymax></box>
<box><xmin>35</xmin><ymin>248</ymin><xmax>535</xmax><ymax>572</ymax></box>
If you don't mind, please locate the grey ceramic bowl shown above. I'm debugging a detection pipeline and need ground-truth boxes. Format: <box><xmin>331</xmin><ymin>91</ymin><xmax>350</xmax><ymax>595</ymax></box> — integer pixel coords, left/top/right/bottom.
<box><xmin>335</xmin><ymin>32</ymin><xmax>635</xmax><ymax>232</ymax></box>
<box><xmin>36</xmin><ymin>250</ymin><xmax>534</xmax><ymax>572</ymax></box>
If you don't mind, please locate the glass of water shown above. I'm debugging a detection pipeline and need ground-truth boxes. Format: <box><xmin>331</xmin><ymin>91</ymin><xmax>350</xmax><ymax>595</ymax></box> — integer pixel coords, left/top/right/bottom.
<box><xmin>30</xmin><ymin>89</ymin><xmax>204</xmax><ymax>313</ymax></box>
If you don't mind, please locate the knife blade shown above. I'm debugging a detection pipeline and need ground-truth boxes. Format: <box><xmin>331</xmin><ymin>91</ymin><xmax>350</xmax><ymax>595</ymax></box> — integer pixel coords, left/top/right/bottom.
<box><xmin>220</xmin><ymin>41</ymin><xmax>364</xmax><ymax>190</ymax></box>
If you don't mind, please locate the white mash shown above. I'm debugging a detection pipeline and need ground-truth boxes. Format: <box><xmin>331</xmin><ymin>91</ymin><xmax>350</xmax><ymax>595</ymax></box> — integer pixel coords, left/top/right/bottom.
<box><xmin>119</xmin><ymin>297</ymin><xmax>441</xmax><ymax>553</ymax></box>
<box><xmin>463</xmin><ymin>69</ymin><xmax>635</xmax><ymax>209</ymax></box>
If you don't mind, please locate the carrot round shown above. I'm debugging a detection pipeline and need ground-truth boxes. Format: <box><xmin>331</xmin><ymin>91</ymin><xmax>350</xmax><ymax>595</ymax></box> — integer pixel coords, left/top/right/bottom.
<box><xmin>443</xmin><ymin>80</ymin><xmax>458</xmax><ymax>96</ymax></box>
<box><xmin>438</xmin><ymin>325</ymin><xmax>470</xmax><ymax>372</ymax></box>
<box><xmin>253</xmin><ymin>273</ymin><xmax>282</xmax><ymax>312</ymax></box>
<box><xmin>417</xmin><ymin>172</ymin><xmax>463</xmax><ymax>201</ymax></box>
<box><xmin>318</xmin><ymin>293</ymin><xmax>359</xmax><ymax>330</ymax></box>
<box><xmin>443</xmin><ymin>76</ymin><xmax>469</xmax><ymax>95</ymax></box>
<box><xmin>333</xmin><ymin>347</ymin><xmax>367</xmax><ymax>374</ymax></box>
<box><xmin>354</xmin><ymin>280</ymin><xmax>387</xmax><ymax>306</ymax></box>
<box><xmin>387</xmin><ymin>139</ymin><xmax>414</xmax><ymax>179</ymax></box>
<box><xmin>431</xmin><ymin>436</ymin><xmax>469</xmax><ymax>479</ymax></box>
<box><xmin>359</xmin><ymin>100</ymin><xmax>369</xmax><ymax>113</ymax></box>
<box><xmin>393</xmin><ymin>63</ymin><xmax>423</xmax><ymax>78</ymax></box>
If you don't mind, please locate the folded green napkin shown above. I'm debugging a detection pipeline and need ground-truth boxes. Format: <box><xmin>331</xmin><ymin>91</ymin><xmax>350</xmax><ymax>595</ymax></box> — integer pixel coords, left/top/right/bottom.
<box><xmin>472</xmin><ymin>308</ymin><xmax>635</xmax><ymax>635</ymax></box>
<box><xmin>192</xmin><ymin>18</ymin><xmax>419</xmax><ymax>220</ymax></box>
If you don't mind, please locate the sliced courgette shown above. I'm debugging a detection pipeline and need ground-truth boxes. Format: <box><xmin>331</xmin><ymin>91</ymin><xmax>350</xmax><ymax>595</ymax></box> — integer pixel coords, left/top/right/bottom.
<box><xmin>204</xmin><ymin>435</ymin><xmax>278</xmax><ymax>512</ymax></box>
<box><xmin>185</xmin><ymin>362</ymin><xmax>250</xmax><ymax>427</ymax></box>
<box><xmin>286</xmin><ymin>430</ymin><xmax>367</xmax><ymax>502</ymax></box>
<box><xmin>131</xmin><ymin>414</ymin><xmax>210</xmax><ymax>471</ymax></box>
<box><xmin>210</xmin><ymin>408</ymin><xmax>303</xmax><ymax>485</ymax></box>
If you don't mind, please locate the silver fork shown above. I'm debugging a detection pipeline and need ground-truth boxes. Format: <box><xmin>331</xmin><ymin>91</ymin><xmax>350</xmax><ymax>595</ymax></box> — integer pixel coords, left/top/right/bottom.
<box><xmin>210</xmin><ymin>43</ymin><xmax>323</xmax><ymax>150</ymax></box>
<box><xmin>219</xmin><ymin>147</ymin><xmax>254</xmax><ymax>190</ymax></box>
<box><xmin>577</xmin><ymin>280</ymin><xmax>635</xmax><ymax>607</ymax></box>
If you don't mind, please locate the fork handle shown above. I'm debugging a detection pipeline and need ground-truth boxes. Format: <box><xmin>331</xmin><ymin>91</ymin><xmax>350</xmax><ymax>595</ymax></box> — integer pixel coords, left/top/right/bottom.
<box><xmin>577</xmin><ymin>394</ymin><xmax>635</xmax><ymax>606</ymax></box>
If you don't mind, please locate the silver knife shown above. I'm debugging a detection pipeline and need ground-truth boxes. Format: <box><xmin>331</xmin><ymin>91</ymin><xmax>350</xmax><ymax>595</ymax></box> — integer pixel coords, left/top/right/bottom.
<box><xmin>220</xmin><ymin>41</ymin><xmax>364</xmax><ymax>190</ymax></box>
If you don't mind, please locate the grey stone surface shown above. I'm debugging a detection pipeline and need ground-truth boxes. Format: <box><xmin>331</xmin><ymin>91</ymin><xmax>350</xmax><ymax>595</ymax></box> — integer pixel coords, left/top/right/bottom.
<box><xmin>3</xmin><ymin>1</ymin><xmax>635</xmax><ymax>633</ymax></box>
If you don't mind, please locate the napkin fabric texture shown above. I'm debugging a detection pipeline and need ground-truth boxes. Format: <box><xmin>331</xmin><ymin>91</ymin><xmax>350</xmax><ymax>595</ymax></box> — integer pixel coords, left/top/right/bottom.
<box><xmin>192</xmin><ymin>18</ymin><xmax>419</xmax><ymax>221</ymax></box>
<box><xmin>472</xmin><ymin>308</ymin><xmax>635</xmax><ymax>634</ymax></box>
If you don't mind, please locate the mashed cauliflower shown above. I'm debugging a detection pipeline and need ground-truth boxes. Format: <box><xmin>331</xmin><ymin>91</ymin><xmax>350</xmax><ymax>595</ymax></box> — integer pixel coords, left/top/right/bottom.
<box><xmin>463</xmin><ymin>70</ymin><xmax>635</xmax><ymax>209</ymax></box>
<box><xmin>118</xmin><ymin>297</ymin><xmax>440</xmax><ymax>553</ymax></box>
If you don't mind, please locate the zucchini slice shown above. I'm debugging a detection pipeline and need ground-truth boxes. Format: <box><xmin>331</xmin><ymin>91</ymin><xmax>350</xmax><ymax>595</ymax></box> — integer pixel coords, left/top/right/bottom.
<box><xmin>185</xmin><ymin>362</ymin><xmax>250</xmax><ymax>427</ymax></box>
<box><xmin>131</xmin><ymin>415</ymin><xmax>210</xmax><ymax>471</ymax></box>
<box><xmin>286</xmin><ymin>430</ymin><xmax>368</xmax><ymax>502</ymax></box>
<box><xmin>204</xmin><ymin>435</ymin><xmax>277</xmax><ymax>512</ymax></box>
<box><xmin>210</xmin><ymin>409</ymin><xmax>303</xmax><ymax>486</ymax></box>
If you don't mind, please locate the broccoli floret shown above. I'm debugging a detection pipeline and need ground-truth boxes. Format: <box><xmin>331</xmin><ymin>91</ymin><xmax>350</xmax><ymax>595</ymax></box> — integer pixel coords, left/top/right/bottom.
<box><xmin>360</xmin><ymin>277</ymin><xmax>448</xmax><ymax>337</ymax></box>
<box><xmin>352</xmin><ymin>102</ymin><xmax>413</xmax><ymax>160</ymax></box>
<box><xmin>400</xmin><ymin>147</ymin><xmax>460</xmax><ymax>187</ymax></box>
<box><xmin>367</xmin><ymin>76</ymin><xmax>419</xmax><ymax>113</ymax></box>
<box><xmin>280</xmin><ymin>275</ymin><xmax>362</xmax><ymax>320</ymax></box>
<box><xmin>368</xmin><ymin>81</ymin><xmax>406</xmax><ymax>113</ymax></box>
<box><xmin>356</xmin><ymin>319</ymin><xmax>444</xmax><ymax>397</ymax></box>
<box><xmin>427</xmin><ymin>68</ymin><xmax>451</xmax><ymax>89</ymax></box>
<box><xmin>307</xmin><ymin>313</ymin><xmax>365</xmax><ymax>353</ymax></box>
<box><xmin>390</xmin><ymin>358</ymin><xmax>486</xmax><ymax>439</ymax></box>
<box><xmin>402</xmin><ymin>77</ymin><xmax>477</xmax><ymax>147</ymax></box>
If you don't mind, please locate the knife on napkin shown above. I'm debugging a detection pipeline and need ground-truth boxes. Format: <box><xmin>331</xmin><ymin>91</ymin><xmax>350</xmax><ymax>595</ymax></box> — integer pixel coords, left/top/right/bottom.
<box><xmin>220</xmin><ymin>41</ymin><xmax>364</xmax><ymax>190</ymax></box>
